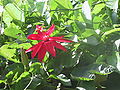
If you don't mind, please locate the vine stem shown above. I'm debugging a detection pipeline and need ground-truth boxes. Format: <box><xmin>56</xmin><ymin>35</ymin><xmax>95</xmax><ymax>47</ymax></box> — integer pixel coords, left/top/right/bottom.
<box><xmin>50</xmin><ymin>7</ymin><xmax>82</xmax><ymax>12</ymax></box>
<box><xmin>42</xmin><ymin>62</ymin><xmax>50</xmax><ymax>76</ymax></box>
<box><xmin>24</xmin><ymin>74</ymin><xmax>34</xmax><ymax>90</ymax></box>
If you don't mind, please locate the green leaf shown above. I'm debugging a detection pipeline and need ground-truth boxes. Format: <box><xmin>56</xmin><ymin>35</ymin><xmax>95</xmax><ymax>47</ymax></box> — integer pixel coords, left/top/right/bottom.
<box><xmin>71</xmin><ymin>20</ymin><xmax>85</xmax><ymax>33</ymax></box>
<box><xmin>81</xmin><ymin>29</ymin><xmax>96</xmax><ymax>38</ymax></box>
<box><xmin>115</xmin><ymin>39</ymin><xmax>120</xmax><ymax>51</ymax></box>
<box><xmin>49</xmin><ymin>0</ymin><xmax>58</xmax><ymax>17</ymax></box>
<box><xmin>19</xmin><ymin>43</ymin><xmax>32</xmax><ymax>49</ymax></box>
<box><xmin>3</xmin><ymin>10</ymin><xmax>13</xmax><ymax>26</ymax></box>
<box><xmin>5</xmin><ymin>63</ymin><xmax>24</xmax><ymax>83</ymax></box>
<box><xmin>0</xmin><ymin>45</ymin><xmax>19</xmax><ymax>63</ymax></box>
<box><xmin>53</xmin><ymin>51</ymin><xmax>80</xmax><ymax>68</ymax></box>
<box><xmin>96</xmin><ymin>55</ymin><xmax>106</xmax><ymax>64</ymax></box>
<box><xmin>101</xmin><ymin>28</ymin><xmax>120</xmax><ymax>40</ymax></box>
<box><xmin>49</xmin><ymin>0</ymin><xmax>58</xmax><ymax>10</ymax></box>
<box><xmin>47</xmin><ymin>51</ymin><xmax>81</xmax><ymax>75</ymax></box>
<box><xmin>106</xmin><ymin>0</ymin><xmax>119</xmax><ymax>23</ymax></box>
<box><xmin>16</xmin><ymin>72</ymin><xmax>30</xmax><ymax>82</ymax></box>
<box><xmin>5</xmin><ymin>3</ymin><xmax>24</xmax><ymax>22</ymax></box>
<box><xmin>81</xmin><ymin>1</ymin><xmax>92</xmax><ymax>28</ymax></box>
<box><xmin>29</xmin><ymin>62</ymin><xmax>45</xmax><ymax>75</ymax></box>
<box><xmin>55</xmin><ymin>0</ymin><xmax>73</xmax><ymax>9</ymax></box>
<box><xmin>4</xmin><ymin>23</ymin><xmax>27</xmax><ymax>41</ymax></box>
<box><xmin>57</xmin><ymin>74</ymin><xmax>71</xmax><ymax>86</ymax></box>
<box><xmin>71</xmin><ymin>64</ymin><xmax>112</xmax><ymax>81</ymax></box>
<box><xmin>106</xmin><ymin>0</ymin><xmax>119</xmax><ymax>11</ymax></box>
<box><xmin>28</xmin><ymin>77</ymin><xmax>42</xmax><ymax>89</ymax></box>
<box><xmin>103</xmin><ymin>72</ymin><xmax>120</xmax><ymax>90</ymax></box>
<box><xmin>86</xmin><ymin>36</ymin><xmax>99</xmax><ymax>46</ymax></box>
<box><xmin>94</xmin><ymin>74</ymin><xmax>107</xmax><ymax>84</ymax></box>
<box><xmin>8</xmin><ymin>43</ymin><xmax>32</xmax><ymax>50</ymax></box>
<box><xmin>78</xmin><ymin>81</ymin><xmax>96</xmax><ymax>90</ymax></box>
<box><xmin>5</xmin><ymin>71</ymin><xmax>14</xmax><ymax>82</ymax></box>
<box><xmin>106</xmin><ymin>52</ymin><xmax>120</xmax><ymax>72</ymax></box>
<box><xmin>0</xmin><ymin>80</ymin><xmax>5</xmax><ymax>83</ymax></box>
<box><xmin>71</xmin><ymin>65</ymin><xmax>95</xmax><ymax>81</ymax></box>
<box><xmin>36</xmin><ymin>2</ymin><xmax>46</xmax><ymax>15</ymax></box>
<box><xmin>82</xmin><ymin>1</ymin><xmax>92</xmax><ymax>21</ymax></box>
<box><xmin>92</xmin><ymin>3</ymin><xmax>105</xmax><ymax>15</ymax></box>
<box><xmin>20</xmin><ymin>48</ymin><xmax>29</xmax><ymax>70</ymax></box>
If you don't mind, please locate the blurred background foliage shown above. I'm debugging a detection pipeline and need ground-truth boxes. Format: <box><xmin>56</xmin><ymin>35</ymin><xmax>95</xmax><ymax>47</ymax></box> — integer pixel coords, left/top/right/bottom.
<box><xmin>0</xmin><ymin>0</ymin><xmax>120</xmax><ymax>90</ymax></box>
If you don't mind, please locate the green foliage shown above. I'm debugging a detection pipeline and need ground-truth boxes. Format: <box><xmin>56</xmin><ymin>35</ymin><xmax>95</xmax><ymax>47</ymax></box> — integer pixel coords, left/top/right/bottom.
<box><xmin>4</xmin><ymin>23</ymin><xmax>27</xmax><ymax>41</ymax></box>
<box><xmin>0</xmin><ymin>0</ymin><xmax>120</xmax><ymax>89</ymax></box>
<box><xmin>5</xmin><ymin>3</ymin><xmax>24</xmax><ymax>22</ymax></box>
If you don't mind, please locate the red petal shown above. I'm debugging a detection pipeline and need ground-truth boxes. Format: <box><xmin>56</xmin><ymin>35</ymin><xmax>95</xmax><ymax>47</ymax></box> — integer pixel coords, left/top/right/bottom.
<box><xmin>44</xmin><ymin>41</ymin><xmax>56</xmax><ymax>56</ymax></box>
<box><xmin>36</xmin><ymin>25</ymin><xmax>43</xmax><ymax>34</ymax></box>
<box><xmin>25</xmin><ymin>44</ymin><xmax>37</xmax><ymax>53</ymax></box>
<box><xmin>52</xmin><ymin>41</ymin><xmax>67</xmax><ymax>52</ymax></box>
<box><xmin>38</xmin><ymin>45</ymin><xmax>47</xmax><ymax>62</ymax></box>
<box><xmin>50</xmin><ymin>37</ymin><xmax>73</xmax><ymax>43</ymax></box>
<box><xmin>36</xmin><ymin>25</ymin><xmax>43</xmax><ymax>30</ymax></box>
<box><xmin>31</xmin><ymin>41</ymin><xmax>44</xmax><ymax>58</ymax></box>
<box><xmin>46</xmin><ymin>24</ymin><xmax>55</xmax><ymax>36</ymax></box>
<box><xmin>27</xmin><ymin>34</ymin><xmax>44</xmax><ymax>40</ymax></box>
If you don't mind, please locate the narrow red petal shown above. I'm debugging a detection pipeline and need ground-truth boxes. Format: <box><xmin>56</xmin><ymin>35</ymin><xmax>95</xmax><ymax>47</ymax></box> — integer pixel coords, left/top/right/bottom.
<box><xmin>50</xmin><ymin>37</ymin><xmax>73</xmax><ymax>43</ymax></box>
<box><xmin>36</xmin><ymin>25</ymin><xmax>43</xmax><ymax>34</ymax></box>
<box><xmin>46</xmin><ymin>24</ymin><xmax>55</xmax><ymax>36</ymax></box>
<box><xmin>38</xmin><ymin>45</ymin><xmax>47</xmax><ymax>62</ymax></box>
<box><xmin>25</xmin><ymin>44</ymin><xmax>37</xmax><ymax>53</ymax></box>
<box><xmin>44</xmin><ymin>41</ymin><xmax>56</xmax><ymax>56</ymax></box>
<box><xmin>52</xmin><ymin>41</ymin><xmax>67</xmax><ymax>52</ymax></box>
<box><xmin>27</xmin><ymin>34</ymin><xmax>44</xmax><ymax>40</ymax></box>
<box><xmin>31</xmin><ymin>41</ymin><xmax>44</xmax><ymax>58</ymax></box>
<box><xmin>36</xmin><ymin>25</ymin><xmax>43</xmax><ymax>30</ymax></box>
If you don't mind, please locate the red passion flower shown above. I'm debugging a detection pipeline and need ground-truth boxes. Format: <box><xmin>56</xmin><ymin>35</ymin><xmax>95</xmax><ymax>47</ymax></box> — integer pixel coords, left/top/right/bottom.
<box><xmin>26</xmin><ymin>24</ymin><xmax>73</xmax><ymax>62</ymax></box>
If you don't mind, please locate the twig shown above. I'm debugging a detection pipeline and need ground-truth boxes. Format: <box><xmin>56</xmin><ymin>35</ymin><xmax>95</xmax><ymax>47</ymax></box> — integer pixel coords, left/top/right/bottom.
<box><xmin>50</xmin><ymin>7</ymin><xmax>82</xmax><ymax>12</ymax></box>
<box><xmin>42</xmin><ymin>63</ymin><xmax>50</xmax><ymax>76</ymax></box>
<box><xmin>24</xmin><ymin>74</ymin><xmax>34</xmax><ymax>90</ymax></box>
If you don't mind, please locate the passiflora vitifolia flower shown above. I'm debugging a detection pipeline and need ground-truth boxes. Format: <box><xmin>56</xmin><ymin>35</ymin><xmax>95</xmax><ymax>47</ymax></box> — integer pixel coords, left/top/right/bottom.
<box><xmin>26</xmin><ymin>24</ymin><xmax>73</xmax><ymax>62</ymax></box>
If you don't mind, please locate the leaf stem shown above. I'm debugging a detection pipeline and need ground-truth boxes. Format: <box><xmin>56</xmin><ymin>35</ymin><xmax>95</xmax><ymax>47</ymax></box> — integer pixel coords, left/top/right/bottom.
<box><xmin>24</xmin><ymin>74</ymin><xmax>34</xmax><ymax>90</ymax></box>
<box><xmin>42</xmin><ymin>63</ymin><xmax>50</xmax><ymax>76</ymax></box>
<box><xmin>50</xmin><ymin>7</ymin><xmax>82</xmax><ymax>12</ymax></box>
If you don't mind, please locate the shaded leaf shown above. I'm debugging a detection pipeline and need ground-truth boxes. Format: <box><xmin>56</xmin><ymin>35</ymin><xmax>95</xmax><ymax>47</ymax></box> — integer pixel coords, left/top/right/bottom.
<box><xmin>57</xmin><ymin>74</ymin><xmax>71</xmax><ymax>86</ymax></box>
<box><xmin>86</xmin><ymin>36</ymin><xmax>99</xmax><ymax>45</ymax></box>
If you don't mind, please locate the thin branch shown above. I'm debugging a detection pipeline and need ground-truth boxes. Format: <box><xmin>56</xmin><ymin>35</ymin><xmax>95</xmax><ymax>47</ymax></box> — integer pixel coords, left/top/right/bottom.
<box><xmin>50</xmin><ymin>7</ymin><xmax>82</xmax><ymax>12</ymax></box>
<box><xmin>24</xmin><ymin>74</ymin><xmax>34</xmax><ymax>90</ymax></box>
<box><xmin>42</xmin><ymin>63</ymin><xmax>50</xmax><ymax>76</ymax></box>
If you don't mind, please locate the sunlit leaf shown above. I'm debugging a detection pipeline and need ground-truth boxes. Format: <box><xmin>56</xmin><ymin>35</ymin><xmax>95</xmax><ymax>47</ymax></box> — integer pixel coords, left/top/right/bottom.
<box><xmin>82</xmin><ymin>1</ymin><xmax>92</xmax><ymax>20</ymax></box>
<box><xmin>16</xmin><ymin>72</ymin><xmax>30</xmax><ymax>82</ymax></box>
<box><xmin>81</xmin><ymin>29</ymin><xmax>96</xmax><ymax>38</ymax></box>
<box><xmin>4</xmin><ymin>23</ymin><xmax>27</xmax><ymax>41</ymax></box>
<box><xmin>106</xmin><ymin>0</ymin><xmax>119</xmax><ymax>11</ymax></box>
<box><xmin>5</xmin><ymin>3</ymin><xmax>24</xmax><ymax>22</ymax></box>
<box><xmin>92</xmin><ymin>3</ymin><xmax>105</xmax><ymax>15</ymax></box>
<box><xmin>55</xmin><ymin>0</ymin><xmax>73</xmax><ymax>9</ymax></box>
<box><xmin>0</xmin><ymin>45</ymin><xmax>19</xmax><ymax>63</ymax></box>
<box><xmin>101</xmin><ymin>28</ymin><xmax>120</xmax><ymax>40</ymax></box>
<box><xmin>3</xmin><ymin>10</ymin><xmax>13</xmax><ymax>26</ymax></box>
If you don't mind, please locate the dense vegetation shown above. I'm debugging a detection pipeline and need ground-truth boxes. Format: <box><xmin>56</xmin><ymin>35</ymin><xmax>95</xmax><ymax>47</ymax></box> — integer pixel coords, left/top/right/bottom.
<box><xmin>0</xmin><ymin>0</ymin><xmax>120</xmax><ymax>90</ymax></box>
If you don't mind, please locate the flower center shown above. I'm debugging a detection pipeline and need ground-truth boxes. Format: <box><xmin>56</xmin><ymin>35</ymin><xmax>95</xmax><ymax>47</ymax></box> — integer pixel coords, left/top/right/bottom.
<box><xmin>43</xmin><ymin>35</ymin><xmax>49</xmax><ymax>41</ymax></box>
